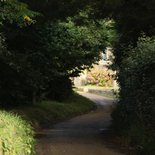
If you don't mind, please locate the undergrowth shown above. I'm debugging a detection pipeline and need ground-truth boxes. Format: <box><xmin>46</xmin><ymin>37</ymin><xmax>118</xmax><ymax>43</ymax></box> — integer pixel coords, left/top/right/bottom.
<box><xmin>12</xmin><ymin>93</ymin><xmax>96</xmax><ymax>129</ymax></box>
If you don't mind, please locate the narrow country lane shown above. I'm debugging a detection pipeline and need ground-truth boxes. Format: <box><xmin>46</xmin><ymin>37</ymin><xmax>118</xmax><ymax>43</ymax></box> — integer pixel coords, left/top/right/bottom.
<box><xmin>36</xmin><ymin>92</ymin><xmax>125</xmax><ymax>155</ymax></box>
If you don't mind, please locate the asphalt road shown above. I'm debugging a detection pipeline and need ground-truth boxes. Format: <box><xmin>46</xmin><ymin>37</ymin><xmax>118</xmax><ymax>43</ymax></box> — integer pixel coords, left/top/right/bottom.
<box><xmin>36</xmin><ymin>92</ymin><xmax>125</xmax><ymax>155</ymax></box>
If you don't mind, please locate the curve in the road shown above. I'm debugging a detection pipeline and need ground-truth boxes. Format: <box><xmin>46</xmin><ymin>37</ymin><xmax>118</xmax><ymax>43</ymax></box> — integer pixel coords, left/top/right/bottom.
<box><xmin>36</xmin><ymin>92</ymin><xmax>125</xmax><ymax>155</ymax></box>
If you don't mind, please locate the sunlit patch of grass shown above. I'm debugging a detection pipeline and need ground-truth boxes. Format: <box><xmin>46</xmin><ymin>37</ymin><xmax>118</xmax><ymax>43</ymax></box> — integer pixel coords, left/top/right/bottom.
<box><xmin>0</xmin><ymin>111</ymin><xmax>35</xmax><ymax>155</ymax></box>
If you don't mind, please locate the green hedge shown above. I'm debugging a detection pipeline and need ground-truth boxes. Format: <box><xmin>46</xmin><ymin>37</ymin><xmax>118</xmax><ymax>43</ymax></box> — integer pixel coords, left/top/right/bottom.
<box><xmin>112</xmin><ymin>36</ymin><xmax>155</xmax><ymax>155</ymax></box>
<box><xmin>0</xmin><ymin>111</ymin><xmax>35</xmax><ymax>155</ymax></box>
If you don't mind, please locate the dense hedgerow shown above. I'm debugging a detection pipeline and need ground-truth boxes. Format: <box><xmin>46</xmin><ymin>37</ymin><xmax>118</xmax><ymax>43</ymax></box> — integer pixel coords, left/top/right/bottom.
<box><xmin>0</xmin><ymin>111</ymin><xmax>35</xmax><ymax>155</ymax></box>
<box><xmin>112</xmin><ymin>36</ymin><xmax>155</xmax><ymax>155</ymax></box>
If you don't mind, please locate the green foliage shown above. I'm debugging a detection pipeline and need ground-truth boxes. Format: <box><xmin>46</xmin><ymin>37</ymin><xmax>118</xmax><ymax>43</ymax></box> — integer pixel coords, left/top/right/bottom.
<box><xmin>40</xmin><ymin>15</ymin><xmax>116</xmax><ymax>77</ymax></box>
<box><xmin>0</xmin><ymin>34</ymin><xmax>34</xmax><ymax>106</ymax></box>
<box><xmin>41</xmin><ymin>17</ymin><xmax>106</xmax><ymax>77</ymax></box>
<box><xmin>90</xmin><ymin>1</ymin><xmax>155</xmax><ymax>154</ymax></box>
<box><xmin>0</xmin><ymin>4</ymin><xmax>115</xmax><ymax>106</ymax></box>
<box><xmin>0</xmin><ymin>0</ymin><xmax>39</xmax><ymax>27</ymax></box>
<box><xmin>21</xmin><ymin>0</ymin><xmax>92</xmax><ymax>20</ymax></box>
<box><xmin>112</xmin><ymin>36</ymin><xmax>155</xmax><ymax>154</ymax></box>
<box><xmin>46</xmin><ymin>76</ymin><xmax>73</xmax><ymax>101</ymax></box>
<box><xmin>0</xmin><ymin>1</ymin><xmax>39</xmax><ymax>106</ymax></box>
<box><xmin>13</xmin><ymin>93</ymin><xmax>96</xmax><ymax>128</ymax></box>
<box><xmin>105</xmin><ymin>0</ymin><xmax>155</xmax><ymax>66</ymax></box>
<box><xmin>0</xmin><ymin>111</ymin><xmax>35</xmax><ymax>155</ymax></box>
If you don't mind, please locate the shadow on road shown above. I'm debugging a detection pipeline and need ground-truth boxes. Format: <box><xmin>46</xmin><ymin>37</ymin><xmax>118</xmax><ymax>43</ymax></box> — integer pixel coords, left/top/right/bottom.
<box><xmin>36</xmin><ymin>92</ymin><xmax>126</xmax><ymax>155</ymax></box>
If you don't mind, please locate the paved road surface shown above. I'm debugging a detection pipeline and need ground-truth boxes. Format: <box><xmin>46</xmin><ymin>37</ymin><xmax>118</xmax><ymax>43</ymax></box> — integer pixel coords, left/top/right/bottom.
<box><xmin>36</xmin><ymin>92</ymin><xmax>125</xmax><ymax>155</ymax></box>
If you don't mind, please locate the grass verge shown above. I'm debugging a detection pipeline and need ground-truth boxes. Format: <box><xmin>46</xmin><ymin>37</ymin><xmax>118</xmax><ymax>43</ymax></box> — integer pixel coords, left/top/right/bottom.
<box><xmin>0</xmin><ymin>111</ymin><xmax>35</xmax><ymax>155</ymax></box>
<box><xmin>11</xmin><ymin>93</ymin><xmax>96</xmax><ymax>129</ymax></box>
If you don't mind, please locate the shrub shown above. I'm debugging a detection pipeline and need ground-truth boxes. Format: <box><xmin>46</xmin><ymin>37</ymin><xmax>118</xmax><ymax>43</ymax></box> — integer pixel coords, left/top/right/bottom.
<box><xmin>46</xmin><ymin>75</ymin><xmax>73</xmax><ymax>101</ymax></box>
<box><xmin>0</xmin><ymin>111</ymin><xmax>35</xmax><ymax>155</ymax></box>
<box><xmin>86</xmin><ymin>70</ymin><xmax>114</xmax><ymax>87</ymax></box>
<box><xmin>112</xmin><ymin>36</ymin><xmax>155</xmax><ymax>154</ymax></box>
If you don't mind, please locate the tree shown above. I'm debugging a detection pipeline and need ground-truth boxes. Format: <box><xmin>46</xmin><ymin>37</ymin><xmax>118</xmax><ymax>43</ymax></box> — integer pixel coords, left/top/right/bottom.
<box><xmin>112</xmin><ymin>37</ymin><xmax>155</xmax><ymax>154</ymax></box>
<box><xmin>34</xmin><ymin>12</ymin><xmax>116</xmax><ymax>100</ymax></box>
<box><xmin>103</xmin><ymin>0</ymin><xmax>155</xmax><ymax>65</ymax></box>
<box><xmin>0</xmin><ymin>0</ymin><xmax>38</xmax><ymax>27</ymax></box>
<box><xmin>92</xmin><ymin>1</ymin><xmax>155</xmax><ymax>154</ymax></box>
<box><xmin>0</xmin><ymin>2</ymin><xmax>116</xmax><ymax>105</ymax></box>
<box><xmin>0</xmin><ymin>0</ymin><xmax>39</xmax><ymax>106</ymax></box>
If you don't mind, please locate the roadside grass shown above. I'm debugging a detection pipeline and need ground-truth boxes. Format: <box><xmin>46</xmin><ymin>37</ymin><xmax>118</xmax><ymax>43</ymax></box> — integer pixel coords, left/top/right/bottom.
<box><xmin>0</xmin><ymin>111</ymin><xmax>35</xmax><ymax>155</ymax></box>
<box><xmin>11</xmin><ymin>93</ymin><xmax>96</xmax><ymax>129</ymax></box>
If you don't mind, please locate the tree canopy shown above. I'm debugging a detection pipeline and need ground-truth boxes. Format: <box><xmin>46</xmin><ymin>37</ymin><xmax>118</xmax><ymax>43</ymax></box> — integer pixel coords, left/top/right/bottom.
<box><xmin>0</xmin><ymin>0</ymin><xmax>115</xmax><ymax>105</ymax></box>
